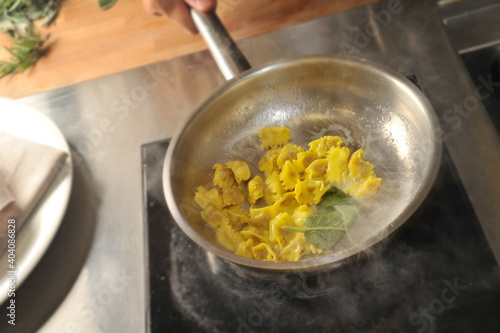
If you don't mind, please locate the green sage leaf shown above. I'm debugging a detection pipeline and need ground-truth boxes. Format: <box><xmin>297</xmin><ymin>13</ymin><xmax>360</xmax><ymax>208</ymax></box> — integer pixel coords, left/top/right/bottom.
<box><xmin>98</xmin><ymin>0</ymin><xmax>117</xmax><ymax>10</ymax></box>
<box><xmin>281</xmin><ymin>187</ymin><xmax>361</xmax><ymax>250</ymax></box>
<box><xmin>317</xmin><ymin>187</ymin><xmax>359</xmax><ymax>214</ymax></box>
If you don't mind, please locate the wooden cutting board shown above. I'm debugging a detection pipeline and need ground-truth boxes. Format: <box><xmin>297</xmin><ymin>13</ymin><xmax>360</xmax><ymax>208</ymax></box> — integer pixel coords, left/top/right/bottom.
<box><xmin>0</xmin><ymin>0</ymin><xmax>376</xmax><ymax>98</ymax></box>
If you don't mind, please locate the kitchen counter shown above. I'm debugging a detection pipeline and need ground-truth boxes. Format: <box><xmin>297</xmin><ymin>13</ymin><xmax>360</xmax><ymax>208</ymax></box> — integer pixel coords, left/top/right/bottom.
<box><xmin>2</xmin><ymin>0</ymin><xmax>500</xmax><ymax>332</ymax></box>
<box><xmin>0</xmin><ymin>0</ymin><xmax>375</xmax><ymax>99</ymax></box>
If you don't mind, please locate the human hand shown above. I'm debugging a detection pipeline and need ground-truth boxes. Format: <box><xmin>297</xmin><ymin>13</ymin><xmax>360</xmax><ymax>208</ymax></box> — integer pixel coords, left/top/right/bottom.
<box><xmin>142</xmin><ymin>0</ymin><xmax>217</xmax><ymax>34</ymax></box>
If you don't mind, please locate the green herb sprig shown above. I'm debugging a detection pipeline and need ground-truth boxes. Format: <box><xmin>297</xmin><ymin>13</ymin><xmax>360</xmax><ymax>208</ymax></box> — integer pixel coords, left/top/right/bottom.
<box><xmin>0</xmin><ymin>0</ymin><xmax>60</xmax><ymax>34</ymax></box>
<box><xmin>0</xmin><ymin>0</ymin><xmax>117</xmax><ymax>79</ymax></box>
<box><xmin>0</xmin><ymin>0</ymin><xmax>57</xmax><ymax>78</ymax></box>
<box><xmin>0</xmin><ymin>24</ymin><xmax>49</xmax><ymax>78</ymax></box>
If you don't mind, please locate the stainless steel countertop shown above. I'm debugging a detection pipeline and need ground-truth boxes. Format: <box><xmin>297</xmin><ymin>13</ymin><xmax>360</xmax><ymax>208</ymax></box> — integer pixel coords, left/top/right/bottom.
<box><xmin>3</xmin><ymin>0</ymin><xmax>500</xmax><ymax>332</ymax></box>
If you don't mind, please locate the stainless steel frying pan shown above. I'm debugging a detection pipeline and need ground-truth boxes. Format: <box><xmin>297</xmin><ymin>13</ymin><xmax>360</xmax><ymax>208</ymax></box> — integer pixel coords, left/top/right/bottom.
<box><xmin>162</xmin><ymin>9</ymin><xmax>442</xmax><ymax>271</ymax></box>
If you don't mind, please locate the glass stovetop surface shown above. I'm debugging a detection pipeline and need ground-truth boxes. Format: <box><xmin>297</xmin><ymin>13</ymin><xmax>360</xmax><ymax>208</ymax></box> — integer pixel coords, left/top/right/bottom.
<box><xmin>142</xmin><ymin>139</ymin><xmax>500</xmax><ymax>333</ymax></box>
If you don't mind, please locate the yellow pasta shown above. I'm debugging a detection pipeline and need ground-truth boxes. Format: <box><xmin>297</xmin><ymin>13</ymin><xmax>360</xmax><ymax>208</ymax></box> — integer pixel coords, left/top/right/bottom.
<box><xmin>292</xmin><ymin>205</ymin><xmax>312</xmax><ymax>227</ymax></box>
<box><xmin>193</xmin><ymin>127</ymin><xmax>382</xmax><ymax>262</ymax></box>
<box><xmin>264</xmin><ymin>171</ymin><xmax>285</xmax><ymax>204</ymax></box>
<box><xmin>222</xmin><ymin>187</ymin><xmax>245</xmax><ymax>206</ymax></box>
<box><xmin>346</xmin><ymin>149</ymin><xmax>382</xmax><ymax>197</ymax></box>
<box><xmin>304</xmin><ymin>159</ymin><xmax>329</xmax><ymax>182</ymax></box>
<box><xmin>235</xmin><ymin>239</ymin><xmax>255</xmax><ymax>259</ymax></box>
<box><xmin>347</xmin><ymin>175</ymin><xmax>382</xmax><ymax>197</ymax></box>
<box><xmin>258</xmin><ymin>148</ymin><xmax>281</xmax><ymax>176</ymax></box>
<box><xmin>279</xmin><ymin>160</ymin><xmax>301</xmax><ymax>191</ymax></box>
<box><xmin>216</xmin><ymin>220</ymin><xmax>245</xmax><ymax>252</ymax></box>
<box><xmin>200</xmin><ymin>206</ymin><xmax>225</xmax><ymax>228</ymax></box>
<box><xmin>325</xmin><ymin>147</ymin><xmax>350</xmax><ymax>185</ymax></box>
<box><xmin>295</xmin><ymin>180</ymin><xmax>330</xmax><ymax>205</ymax></box>
<box><xmin>224</xmin><ymin>207</ymin><xmax>249</xmax><ymax>229</ymax></box>
<box><xmin>194</xmin><ymin>186</ymin><xmax>223</xmax><ymax>210</ymax></box>
<box><xmin>348</xmin><ymin>149</ymin><xmax>374</xmax><ymax>180</ymax></box>
<box><xmin>259</xmin><ymin>127</ymin><xmax>291</xmax><ymax>149</ymax></box>
<box><xmin>292</xmin><ymin>151</ymin><xmax>316</xmax><ymax>173</ymax></box>
<box><xmin>273</xmin><ymin>192</ymin><xmax>300</xmax><ymax>216</ymax></box>
<box><xmin>252</xmin><ymin>243</ymin><xmax>278</xmax><ymax>261</ymax></box>
<box><xmin>225</xmin><ymin>160</ymin><xmax>251</xmax><ymax>184</ymax></box>
<box><xmin>308</xmin><ymin>136</ymin><xmax>343</xmax><ymax>158</ymax></box>
<box><xmin>249</xmin><ymin>205</ymin><xmax>277</xmax><ymax>228</ymax></box>
<box><xmin>213</xmin><ymin>163</ymin><xmax>235</xmax><ymax>189</ymax></box>
<box><xmin>247</xmin><ymin>176</ymin><xmax>264</xmax><ymax>205</ymax></box>
<box><xmin>276</xmin><ymin>144</ymin><xmax>304</xmax><ymax>169</ymax></box>
<box><xmin>269</xmin><ymin>212</ymin><xmax>294</xmax><ymax>250</ymax></box>
<box><xmin>241</xmin><ymin>225</ymin><xmax>269</xmax><ymax>244</ymax></box>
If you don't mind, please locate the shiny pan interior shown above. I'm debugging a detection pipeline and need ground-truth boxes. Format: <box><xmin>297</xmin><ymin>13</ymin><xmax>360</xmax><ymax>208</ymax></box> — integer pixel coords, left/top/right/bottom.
<box><xmin>163</xmin><ymin>55</ymin><xmax>442</xmax><ymax>271</ymax></box>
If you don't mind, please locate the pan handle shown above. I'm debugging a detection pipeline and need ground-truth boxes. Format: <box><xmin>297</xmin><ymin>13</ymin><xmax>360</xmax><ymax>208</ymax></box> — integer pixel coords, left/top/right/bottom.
<box><xmin>190</xmin><ymin>8</ymin><xmax>252</xmax><ymax>81</ymax></box>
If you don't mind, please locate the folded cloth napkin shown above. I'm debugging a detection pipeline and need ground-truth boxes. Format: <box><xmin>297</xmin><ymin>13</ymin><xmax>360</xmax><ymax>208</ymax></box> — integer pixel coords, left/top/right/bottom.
<box><xmin>0</xmin><ymin>177</ymin><xmax>14</xmax><ymax>212</ymax></box>
<box><xmin>0</xmin><ymin>178</ymin><xmax>20</xmax><ymax>251</ymax></box>
<box><xmin>0</xmin><ymin>131</ymin><xmax>69</xmax><ymax>254</ymax></box>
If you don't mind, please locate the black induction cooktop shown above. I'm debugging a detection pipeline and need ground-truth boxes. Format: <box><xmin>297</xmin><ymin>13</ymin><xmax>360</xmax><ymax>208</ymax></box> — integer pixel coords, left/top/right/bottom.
<box><xmin>460</xmin><ymin>42</ymin><xmax>500</xmax><ymax>136</ymax></box>
<box><xmin>142</xmin><ymin>139</ymin><xmax>500</xmax><ymax>333</ymax></box>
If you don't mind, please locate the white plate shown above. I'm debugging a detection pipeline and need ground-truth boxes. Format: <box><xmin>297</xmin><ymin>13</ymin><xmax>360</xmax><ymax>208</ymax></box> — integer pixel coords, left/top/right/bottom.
<box><xmin>0</xmin><ymin>97</ymin><xmax>73</xmax><ymax>305</ymax></box>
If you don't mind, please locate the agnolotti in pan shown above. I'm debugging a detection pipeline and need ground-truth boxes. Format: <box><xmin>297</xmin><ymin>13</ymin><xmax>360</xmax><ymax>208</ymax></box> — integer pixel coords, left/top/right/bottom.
<box><xmin>193</xmin><ymin>127</ymin><xmax>382</xmax><ymax>262</ymax></box>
